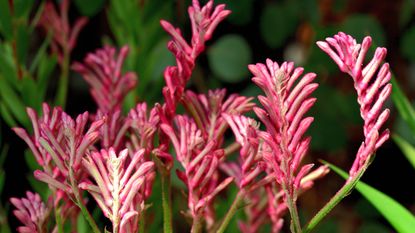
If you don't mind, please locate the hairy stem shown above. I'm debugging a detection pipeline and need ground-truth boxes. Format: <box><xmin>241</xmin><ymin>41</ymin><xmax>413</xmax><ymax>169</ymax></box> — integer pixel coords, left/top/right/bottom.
<box><xmin>191</xmin><ymin>215</ymin><xmax>203</xmax><ymax>233</ymax></box>
<box><xmin>286</xmin><ymin>194</ymin><xmax>302</xmax><ymax>233</ymax></box>
<box><xmin>69</xmin><ymin>168</ymin><xmax>101</xmax><ymax>233</ymax></box>
<box><xmin>303</xmin><ymin>167</ymin><xmax>366</xmax><ymax>233</ymax></box>
<box><xmin>161</xmin><ymin>172</ymin><xmax>173</xmax><ymax>233</ymax></box>
<box><xmin>55</xmin><ymin>49</ymin><xmax>70</xmax><ymax>108</ymax></box>
<box><xmin>216</xmin><ymin>190</ymin><xmax>245</xmax><ymax>233</ymax></box>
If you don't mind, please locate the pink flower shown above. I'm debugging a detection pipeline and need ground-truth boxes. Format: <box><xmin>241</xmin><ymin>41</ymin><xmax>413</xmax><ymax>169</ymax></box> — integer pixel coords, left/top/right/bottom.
<box><xmin>13</xmin><ymin>104</ymin><xmax>104</xmax><ymax>196</ymax></box>
<box><xmin>79</xmin><ymin>148</ymin><xmax>154</xmax><ymax>233</ymax></box>
<box><xmin>160</xmin><ymin>115</ymin><xmax>233</xmax><ymax>221</ymax></box>
<box><xmin>10</xmin><ymin>192</ymin><xmax>49</xmax><ymax>233</ymax></box>
<box><xmin>249</xmin><ymin>59</ymin><xmax>328</xmax><ymax>230</ymax></box>
<box><xmin>38</xmin><ymin>0</ymin><xmax>87</xmax><ymax>64</ymax></box>
<box><xmin>72</xmin><ymin>45</ymin><xmax>137</xmax><ymax>150</ymax></box>
<box><xmin>72</xmin><ymin>46</ymin><xmax>137</xmax><ymax>114</ymax></box>
<box><xmin>160</xmin><ymin>0</ymin><xmax>231</xmax><ymax>116</ymax></box>
<box><xmin>317</xmin><ymin>32</ymin><xmax>391</xmax><ymax>178</ymax></box>
<box><xmin>250</xmin><ymin>59</ymin><xmax>320</xmax><ymax>197</ymax></box>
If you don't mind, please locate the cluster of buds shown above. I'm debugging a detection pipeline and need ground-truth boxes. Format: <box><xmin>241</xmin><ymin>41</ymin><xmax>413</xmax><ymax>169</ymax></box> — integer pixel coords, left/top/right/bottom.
<box><xmin>317</xmin><ymin>32</ymin><xmax>391</xmax><ymax>178</ymax></box>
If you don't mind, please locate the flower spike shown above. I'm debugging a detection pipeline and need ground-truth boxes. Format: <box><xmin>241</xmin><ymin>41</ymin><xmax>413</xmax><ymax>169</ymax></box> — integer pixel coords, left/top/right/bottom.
<box><xmin>317</xmin><ymin>32</ymin><xmax>391</xmax><ymax>177</ymax></box>
<box><xmin>79</xmin><ymin>148</ymin><xmax>154</xmax><ymax>233</ymax></box>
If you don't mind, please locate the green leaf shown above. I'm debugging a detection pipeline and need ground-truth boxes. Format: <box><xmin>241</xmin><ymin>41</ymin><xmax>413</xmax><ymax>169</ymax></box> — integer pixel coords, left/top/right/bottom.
<box><xmin>329</xmin><ymin>163</ymin><xmax>415</xmax><ymax>233</ymax></box>
<box><xmin>260</xmin><ymin>2</ymin><xmax>299</xmax><ymax>48</ymax></box>
<box><xmin>0</xmin><ymin>74</ymin><xmax>29</xmax><ymax>127</ymax></box>
<box><xmin>391</xmin><ymin>77</ymin><xmax>415</xmax><ymax>134</ymax></box>
<box><xmin>0</xmin><ymin>101</ymin><xmax>18</xmax><ymax>127</ymax></box>
<box><xmin>207</xmin><ymin>34</ymin><xmax>252</xmax><ymax>83</ymax></box>
<box><xmin>13</xmin><ymin>0</ymin><xmax>35</xmax><ymax>19</ymax></box>
<box><xmin>37</xmin><ymin>55</ymin><xmax>57</xmax><ymax>103</ymax></box>
<box><xmin>0</xmin><ymin>0</ymin><xmax>13</xmax><ymax>39</ymax></box>
<box><xmin>340</xmin><ymin>14</ymin><xmax>386</xmax><ymax>46</ymax></box>
<box><xmin>77</xmin><ymin>213</ymin><xmax>89</xmax><ymax>233</ymax></box>
<box><xmin>401</xmin><ymin>25</ymin><xmax>415</xmax><ymax>62</ymax></box>
<box><xmin>74</xmin><ymin>0</ymin><xmax>105</xmax><ymax>17</ymax></box>
<box><xmin>392</xmin><ymin>134</ymin><xmax>415</xmax><ymax>169</ymax></box>
<box><xmin>16</xmin><ymin>25</ymin><xmax>30</xmax><ymax>65</ymax></box>
<box><xmin>21</xmin><ymin>75</ymin><xmax>40</xmax><ymax>109</ymax></box>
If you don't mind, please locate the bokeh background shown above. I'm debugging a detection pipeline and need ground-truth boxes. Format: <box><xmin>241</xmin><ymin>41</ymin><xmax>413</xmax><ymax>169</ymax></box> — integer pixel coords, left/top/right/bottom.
<box><xmin>1</xmin><ymin>0</ymin><xmax>415</xmax><ymax>232</ymax></box>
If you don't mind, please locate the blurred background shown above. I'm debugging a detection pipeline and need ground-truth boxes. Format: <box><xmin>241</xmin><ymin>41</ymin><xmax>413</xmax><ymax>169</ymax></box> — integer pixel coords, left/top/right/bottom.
<box><xmin>0</xmin><ymin>0</ymin><xmax>414</xmax><ymax>232</ymax></box>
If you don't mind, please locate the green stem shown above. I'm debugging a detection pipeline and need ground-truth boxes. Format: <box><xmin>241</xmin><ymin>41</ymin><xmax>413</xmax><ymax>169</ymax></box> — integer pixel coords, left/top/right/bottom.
<box><xmin>69</xmin><ymin>169</ymin><xmax>101</xmax><ymax>233</ymax></box>
<box><xmin>139</xmin><ymin>208</ymin><xmax>145</xmax><ymax>233</ymax></box>
<box><xmin>54</xmin><ymin>204</ymin><xmax>64</xmax><ymax>233</ymax></box>
<box><xmin>191</xmin><ymin>215</ymin><xmax>203</xmax><ymax>233</ymax></box>
<box><xmin>286</xmin><ymin>194</ymin><xmax>302</xmax><ymax>233</ymax></box>
<box><xmin>303</xmin><ymin>167</ymin><xmax>366</xmax><ymax>233</ymax></box>
<box><xmin>55</xmin><ymin>49</ymin><xmax>70</xmax><ymax>108</ymax></box>
<box><xmin>216</xmin><ymin>191</ymin><xmax>245</xmax><ymax>233</ymax></box>
<box><xmin>161</xmin><ymin>172</ymin><xmax>173</xmax><ymax>233</ymax></box>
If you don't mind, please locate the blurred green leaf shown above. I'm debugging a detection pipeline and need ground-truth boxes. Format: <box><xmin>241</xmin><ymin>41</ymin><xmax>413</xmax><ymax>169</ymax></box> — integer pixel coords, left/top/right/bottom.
<box><xmin>16</xmin><ymin>25</ymin><xmax>29</xmax><ymax>66</ymax></box>
<box><xmin>340</xmin><ymin>14</ymin><xmax>386</xmax><ymax>46</ymax></box>
<box><xmin>0</xmin><ymin>0</ymin><xmax>13</xmax><ymax>39</ymax></box>
<box><xmin>208</xmin><ymin>34</ymin><xmax>252</xmax><ymax>83</ymax></box>
<box><xmin>77</xmin><ymin>212</ymin><xmax>88</xmax><ymax>233</ymax></box>
<box><xmin>21</xmin><ymin>75</ymin><xmax>40</xmax><ymax>109</ymax></box>
<box><xmin>217</xmin><ymin>0</ymin><xmax>253</xmax><ymax>25</ymax></box>
<box><xmin>0</xmin><ymin>102</ymin><xmax>18</xmax><ymax>127</ymax></box>
<box><xmin>393</xmin><ymin>134</ymin><xmax>415</xmax><ymax>169</ymax></box>
<box><xmin>37</xmin><ymin>55</ymin><xmax>57</xmax><ymax>102</ymax></box>
<box><xmin>357</xmin><ymin>222</ymin><xmax>391</xmax><ymax>233</ymax></box>
<box><xmin>309</xmin><ymin>84</ymin><xmax>360</xmax><ymax>151</ymax></box>
<box><xmin>313</xmin><ymin>219</ymin><xmax>338</xmax><ymax>233</ymax></box>
<box><xmin>391</xmin><ymin>77</ymin><xmax>415</xmax><ymax>134</ymax></box>
<box><xmin>401</xmin><ymin>25</ymin><xmax>415</xmax><ymax>62</ymax></box>
<box><xmin>74</xmin><ymin>0</ymin><xmax>105</xmax><ymax>17</ymax></box>
<box><xmin>400</xmin><ymin>0</ymin><xmax>414</xmax><ymax>28</ymax></box>
<box><xmin>0</xmin><ymin>44</ymin><xmax>19</xmax><ymax>89</ymax></box>
<box><xmin>329</xmin><ymin>163</ymin><xmax>415</xmax><ymax>233</ymax></box>
<box><xmin>0</xmin><ymin>74</ymin><xmax>29</xmax><ymax>127</ymax></box>
<box><xmin>13</xmin><ymin>0</ymin><xmax>35</xmax><ymax>19</ymax></box>
<box><xmin>260</xmin><ymin>2</ymin><xmax>299</xmax><ymax>48</ymax></box>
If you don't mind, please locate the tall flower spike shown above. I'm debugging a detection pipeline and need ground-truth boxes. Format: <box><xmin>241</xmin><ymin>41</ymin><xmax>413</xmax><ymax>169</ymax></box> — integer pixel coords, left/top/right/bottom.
<box><xmin>160</xmin><ymin>0</ymin><xmax>230</xmax><ymax>115</ymax></box>
<box><xmin>10</xmin><ymin>191</ymin><xmax>49</xmax><ymax>233</ymax></box>
<box><xmin>79</xmin><ymin>148</ymin><xmax>154</xmax><ymax>233</ymax></box>
<box><xmin>72</xmin><ymin>46</ymin><xmax>137</xmax><ymax>114</ymax></box>
<box><xmin>13</xmin><ymin>104</ymin><xmax>104</xmax><ymax>196</ymax></box>
<box><xmin>73</xmin><ymin>46</ymin><xmax>137</xmax><ymax>149</ymax></box>
<box><xmin>38</xmin><ymin>0</ymin><xmax>87</xmax><ymax>64</ymax></box>
<box><xmin>249</xmin><ymin>59</ymin><xmax>326</xmax><ymax>231</ymax></box>
<box><xmin>317</xmin><ymin>32</ymin><xmax>391</xmax><ymax>178</ymax></box>
<box><xmin>160</xmin><ymin>115</ymin><xmax>233</xmax><ymax>229</ymax></box>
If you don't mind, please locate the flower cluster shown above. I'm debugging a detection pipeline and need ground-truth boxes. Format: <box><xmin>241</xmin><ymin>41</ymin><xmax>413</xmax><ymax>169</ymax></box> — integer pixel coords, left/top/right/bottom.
<box><xmin>317</xmin><ymin>32</ymin><xmax>391</xmax><ymax>178</ymax></box>
<box><xmin>9</xmin><ymin>0</ymin><xmax>392</xmax><ymax>232</ymax></box>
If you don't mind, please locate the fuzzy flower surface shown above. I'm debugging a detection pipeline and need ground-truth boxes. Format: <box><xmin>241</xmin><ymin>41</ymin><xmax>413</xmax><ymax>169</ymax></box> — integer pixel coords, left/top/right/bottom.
<box><xmin>317</xmin><ymin>32</ymin><xmax>391</xmax><ymax>177</ymax></box>
<box><xmin>79</xmin><ymin>148</ymin><xmax>154</xmax><ymax>233</ymax></box>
